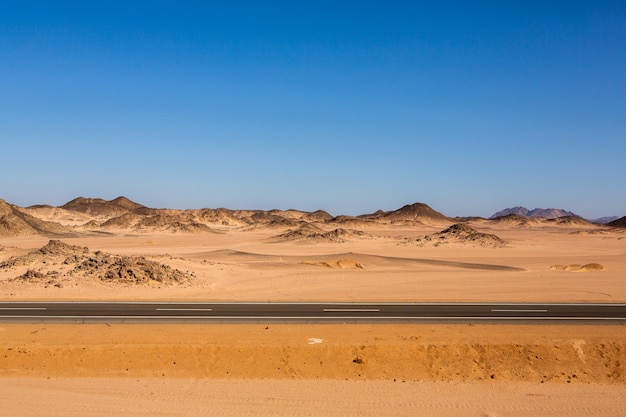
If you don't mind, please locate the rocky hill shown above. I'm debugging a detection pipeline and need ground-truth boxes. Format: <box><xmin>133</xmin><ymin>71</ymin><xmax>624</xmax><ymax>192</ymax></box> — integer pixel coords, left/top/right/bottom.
<box><xmin>608</xmin><ymin>216</ymin><xmax>626</xmax><ymax>228</ymax></box>
<box><xmin>363</xmin><ymin>202</ymin><xmax>451</xmax><ymax>224</ymax></box>
<box><xmin>415</xmin><ymin>223</ymin><xmax>506</xmax><ymax>248</ymax></box>
<box><xmin>0</xmin><ymin>199</ymin><xmax>69</xmax><ymax>237</ymax></box>
<box><xmin>1</xmin><ymin>240</ymin><xmax>192</xmax><ymax>286</ymax></box>
<box><xmin>276</xmin><ymin>222</ymin><xmax>369</xmax><ymax>243</ymax></box>
<box><xmin>590</xmin><ymin>216</ymin><xmax>620</xmax><ymax>224</ymax></box>
<box><xmin>61</xmin><ymin>196</ymin><xmax>146</xmax><ymax>217</ymax></box>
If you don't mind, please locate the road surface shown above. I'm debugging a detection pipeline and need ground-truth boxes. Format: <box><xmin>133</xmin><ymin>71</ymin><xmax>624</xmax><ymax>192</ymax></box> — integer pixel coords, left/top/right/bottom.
<box><xmin>0</xmin><ymin>302</ymin><xmax>625</xmax><ymax>323</ymax></box>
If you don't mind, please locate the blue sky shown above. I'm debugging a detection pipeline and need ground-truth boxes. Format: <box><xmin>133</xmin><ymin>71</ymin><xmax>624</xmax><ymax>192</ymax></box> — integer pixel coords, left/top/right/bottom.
<box><xmin>1</xmin><ymin>1</ymin><xmax>625</xmax><ymax>218</ymax></box>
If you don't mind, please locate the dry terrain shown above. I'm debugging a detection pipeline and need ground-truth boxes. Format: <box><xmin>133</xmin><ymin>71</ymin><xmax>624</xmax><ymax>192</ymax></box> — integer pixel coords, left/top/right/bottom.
<box><xmin>1</xmin><ymin>197</ymin><xmax>625</xmax><ymax>415</ymax></box>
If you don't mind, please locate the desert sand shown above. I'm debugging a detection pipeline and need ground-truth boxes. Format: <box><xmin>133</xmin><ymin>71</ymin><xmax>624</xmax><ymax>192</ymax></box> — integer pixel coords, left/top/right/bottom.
<box><xmin>1</xmin><ymin>197</ymin><xmax>625</xmax><ymax>415</ymax></box>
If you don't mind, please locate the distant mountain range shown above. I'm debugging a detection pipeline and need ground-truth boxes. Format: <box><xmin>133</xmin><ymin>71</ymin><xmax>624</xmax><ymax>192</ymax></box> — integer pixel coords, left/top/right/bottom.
<box><xmin>490</xmin><ymin>207</ymin><xmax>619</xmax><ymax>224</ymax></box>
<box><xmin>490</xmin><ymin>207</ymin><xmax>578</xmax><ymax>219</ymax></box>
<box><xmin>0</xmin><ymin>197</ymin><xmax>455</xmax><ymax>237</ymax></box>
<box><xmin>591</xmin><ymin>216</ymin><xmax>620</xmax><ymax>224</ymax></box>
<box><xmin>2</xmin><ymin>197</ymin><xmax>625</xmax><ymax>238</ymax></box>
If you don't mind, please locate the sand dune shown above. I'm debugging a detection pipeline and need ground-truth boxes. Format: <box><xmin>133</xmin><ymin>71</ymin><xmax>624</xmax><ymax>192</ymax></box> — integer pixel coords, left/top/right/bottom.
<box><xmin>550</xmin><ymin>263</ymin><xmax>605</xmax><ymax>272</ymax></box>
<box><xmin>301</xmin><ymin>258</ymin><xmax>364</xmax><ymax>269</ymax></box>
<box><xmin>192</xmin><ymin>249</ymin><xmax>523</xmax><ymax>272</ymax></box>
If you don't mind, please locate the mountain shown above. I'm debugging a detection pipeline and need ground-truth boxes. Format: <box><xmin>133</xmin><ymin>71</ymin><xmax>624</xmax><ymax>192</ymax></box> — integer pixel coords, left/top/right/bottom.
<box><xmin>491</xmin><ymin>207</ymin><xmax>579</xmax><ymax>219</ymax></box>
<box><xmin>528</xmin><ymin>208</ymin><xmax>579</xmax><ymax>219</ymax></box>
<box><xmin>61</xmin><ymin>196</ymin><xmax>146</xmax><ymax>217</ymax></box>
<box><xmin>368</xmin><ymin>202</ymin><xmax>451</xmax><ymax>224</ymax></box>
<box><xmin>590</xmin><ymin>216</ymin><xmax>620</xmax><ymax>224</ymax></box>
<box><xmin>490</xmin><ymin>207</ymin><xmax>529</xmax><ymax>218</ymax></box>
<box><xmin>607</xmin><ymin>216</ymin><xmax>626</xmax><ymax>228</ymax></box>
<box><xmin>0</xmin><ymin>199</ymin><xmax>68</xmax><ymax>237</ymax></box>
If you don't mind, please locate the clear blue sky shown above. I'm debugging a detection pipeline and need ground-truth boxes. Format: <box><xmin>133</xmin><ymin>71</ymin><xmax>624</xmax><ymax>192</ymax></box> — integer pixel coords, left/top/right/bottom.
<box><xmin>1</xmin><ymin>1</ymin><xmax>625</xmax><ymax>218</ymax></box>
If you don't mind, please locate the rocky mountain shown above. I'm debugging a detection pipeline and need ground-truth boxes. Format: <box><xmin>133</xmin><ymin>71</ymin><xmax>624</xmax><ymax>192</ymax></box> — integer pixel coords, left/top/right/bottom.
<box><xmin>491</xmin><ymin>207</ymin><xmax>529</xmax><ymax>218</ymax></box>
<box><xmin>590</xmin><ymin>216</ymin><xmax>620</xmax><ymax>224</ymax></box>
<box><xmin>491</xmin><ymin>207</ymin><xmax>579</xmax><ymax>219</ymax></box>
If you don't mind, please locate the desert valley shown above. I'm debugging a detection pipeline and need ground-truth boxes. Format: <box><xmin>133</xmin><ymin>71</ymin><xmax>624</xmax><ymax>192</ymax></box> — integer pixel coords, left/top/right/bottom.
<box><xmin>1</xmin><ymin>196</ymin><xmax>625</xmax><ymax>416</ymax></box>
<box><xmin>1</xmin><ymin>196</ymin><xmax>625</xmax><ymax>302</ymax></box>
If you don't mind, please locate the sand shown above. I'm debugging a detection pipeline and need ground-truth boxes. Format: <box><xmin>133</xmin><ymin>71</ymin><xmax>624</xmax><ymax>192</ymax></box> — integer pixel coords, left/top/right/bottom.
<box><xmin>3</xmin><ymin>378</ymin><xmax>626</xmax><ymax>417</ymax></box>
<box><xmin>2</xmin><ymin>323</ymin><xmax>625</xmax><ymax>382</ymax></box>
<box><xmin>2</xmin><ymin>200</ymin><xmax>626</xmax><ymax>415</ymax></box>
<box><xmin>1</xmin><ymin>222</ymin><xmax>625</xmax><ymax>302</ymax></box>
<box><xmin>1</xmin><ymin>323</ymin><xmax>625</xmax><ymax>416</ymax></box>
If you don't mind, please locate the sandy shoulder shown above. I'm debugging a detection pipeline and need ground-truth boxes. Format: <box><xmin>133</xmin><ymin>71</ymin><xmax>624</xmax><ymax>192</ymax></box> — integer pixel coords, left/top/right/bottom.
<box><xmin>1</xmin><ymin>377</ymin><xmax>625</xmax><ymax>417</ymax></box>
<box><xmin>2</xmin><ymin>323</ymin><xmax>624</xmax><ymax>383</ymax></box>
<box><xmin>2</xmin><ymin>323</ymin><xmax>625</xmax><ymax>417</ymax></box>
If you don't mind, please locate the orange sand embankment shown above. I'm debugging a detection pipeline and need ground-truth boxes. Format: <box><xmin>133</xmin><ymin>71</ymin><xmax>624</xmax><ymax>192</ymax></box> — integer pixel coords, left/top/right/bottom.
<box><xmin>2</xmin><ymin>323</ymin><xmax>624</xmax><ymax>383</ymax></box>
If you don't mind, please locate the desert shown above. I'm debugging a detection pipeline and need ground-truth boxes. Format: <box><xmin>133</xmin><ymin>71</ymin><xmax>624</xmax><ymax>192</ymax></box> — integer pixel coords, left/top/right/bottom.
<box><xmin>5</xmin><ymin>1</ymin><xmax>626</xmax><ymax>414</ymax></box>
<box><xmin>1</xmin><ymin>196</ymin><xmax>625</xmax><ymax>416</ymax></box>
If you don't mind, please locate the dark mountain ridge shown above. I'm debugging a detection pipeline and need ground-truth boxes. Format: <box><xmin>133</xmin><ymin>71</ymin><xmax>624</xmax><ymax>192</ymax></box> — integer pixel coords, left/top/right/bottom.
<box><xmin>491</xmin><ymin>206</ymin><xmax>579</xmax><ymax>219</ymax></box>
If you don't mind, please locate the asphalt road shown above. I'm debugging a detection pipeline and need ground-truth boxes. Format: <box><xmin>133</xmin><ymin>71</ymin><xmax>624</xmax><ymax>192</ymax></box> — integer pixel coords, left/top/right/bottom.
<box><xmin>0</xmin><ymin>302</ymin><xmax>625</xmax><ymax>323</ymax></box>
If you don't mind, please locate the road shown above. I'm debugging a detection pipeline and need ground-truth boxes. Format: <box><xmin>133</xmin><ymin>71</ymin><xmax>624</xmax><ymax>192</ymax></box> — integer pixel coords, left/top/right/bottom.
<box><xmin>0</xmin><ymin>302</ymin><xmax>625</xmax><ymax>323</ymax></box>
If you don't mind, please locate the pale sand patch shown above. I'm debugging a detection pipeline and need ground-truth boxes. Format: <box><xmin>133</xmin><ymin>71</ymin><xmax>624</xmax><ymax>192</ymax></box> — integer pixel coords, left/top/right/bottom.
<box><xmin>1</xmin><ymin>378</ymin><xmax>625</xmax><ymax>417</ymax></box>
<box><xmin>301</xmin><ymin>258</ymin><xmax>365</xmax><ymax>269</ymax></box>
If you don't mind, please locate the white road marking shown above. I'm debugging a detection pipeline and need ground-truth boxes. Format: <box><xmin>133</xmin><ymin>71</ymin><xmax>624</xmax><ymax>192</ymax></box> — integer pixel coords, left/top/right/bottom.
<box><xmin>155</xmin><ymin>308</ymin><xmax>213</xmax><ymax>312</ymax></box>
<box><xmin>323</xmin><ymin>309</ymin><xmax>380</xmax><ymax>313</ymax></box>
<box><xmin>0</xmin><ymin>316</ymin><xmax>624</xmax><ymax>321</ymax></box>
<box><xmin>491</xmin><ymin>309</ymin><xmax>548</xmax><ymax>313</ymax></box>
<box><xmin>0</xmin><ymin>307</ymin><xmax>47</xmax><ymax>310</ymax></box>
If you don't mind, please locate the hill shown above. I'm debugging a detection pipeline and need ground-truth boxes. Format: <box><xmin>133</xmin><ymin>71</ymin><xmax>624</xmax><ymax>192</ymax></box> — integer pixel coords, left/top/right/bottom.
<box><xmin>608</xmin><ymin>216</ymin><xmax>626</xmax><ymax>228</ymax></box>
<box><xmin>61</xmin><ymin>196</ymin><xmax>146</xmax><ymax>217</ymax></box>
<box><xmin>489</xmin><ymin>214</ymin><xmax>540</xmax><ymax>227</ymax></box>
<box><xmin>276</xmin><ymin>223</ymin><xmax>369</xmax><ymax>243</ymax></box>
<box><xmin>0</xmin><ymin>199</ymin><xmax>69</xmax><ymax>237</ymax></box>
<box><xmin>365</xmin><ymin>202</ymin><xmax>451</xmax><ymax>224</ymax></box>
<box><xmin>546</xmin><ymin>216</ymin><xmax>594</xmax><ymax>227</ymax></box>
<box><xmin>1</xmin><ymin>240</ymin><xmax>192</xmax><ymax>286</ymax></box>
<box><xmin>590</xmin><ymin>216</ymin><xmax>619</xmax><ymax>224</ymax></box>
<box><xmin>490</xmin><ymin>207</ymin><xmax>529</xmax><ymax>218</ymax></box>
<box><xmin>416</xmin><ymin>223</ymin><xmax>507</xmax><ymax>248</ymax></box>
<box><xmin>302</xmin><ymin>210</ymin><xmax>334</xmax><ymax>222</ymax></box>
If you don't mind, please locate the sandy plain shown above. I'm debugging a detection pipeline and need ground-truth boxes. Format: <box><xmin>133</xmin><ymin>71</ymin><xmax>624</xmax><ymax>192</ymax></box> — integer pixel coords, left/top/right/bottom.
<box><xmin>1</xmin><ymin>199</ymin><xmax>625</xmax><ymax>415</ymax></box>
<box><xmin>1</xmin><ymin>223</ymin><xmax>625</xmax><ymax>302</ymax></box>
